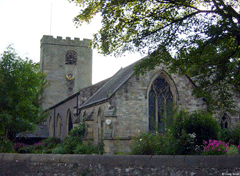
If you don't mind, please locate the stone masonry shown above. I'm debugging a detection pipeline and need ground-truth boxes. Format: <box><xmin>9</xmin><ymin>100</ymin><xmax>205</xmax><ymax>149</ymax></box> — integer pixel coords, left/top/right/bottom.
<box><xmin>1</xmin><ymin>153</ymin><xmax>240</xmax><ymax>176</ymax></box>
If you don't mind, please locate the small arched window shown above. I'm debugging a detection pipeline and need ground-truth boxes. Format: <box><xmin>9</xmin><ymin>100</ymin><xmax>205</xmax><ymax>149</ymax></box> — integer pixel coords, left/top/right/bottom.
<box><xmin>148</xmin><ymin>75</ymin><xmax>173</xmax><ymax>133</ymax></box>
<box><xmin>66</xmin><ymin>110</ymin><xmax>73</xmax><ymax>135</ymax></box>
<box><xmin>56</xmin><ymin>114</ymin><xmax>62</xmax><ymax>138</ymax></box>
<box><xmin>220</xmin><ymin>113</ymin><xmax>229</xmax><ymax>129</ymax></box>
<box><xmin>65</xmin><ymin>50</ymin><xmax>77</xmax><ymax>65</ymax></box>
<box><xmin>49</xmin><ymin>116</ymin><xmax>54</xmax><ymax>137</ymax></box>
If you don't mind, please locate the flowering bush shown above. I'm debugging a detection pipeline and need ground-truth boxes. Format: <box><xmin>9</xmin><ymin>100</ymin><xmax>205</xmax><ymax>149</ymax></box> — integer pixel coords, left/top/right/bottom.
<box><xmin>34</xmin><ymin>142</ymin><xmax>42</xmax><ymax>149</ymax></box>
<box><xmin>14</xmin><ymin>143</ymin><xmax>25</xmax><ymax>152</ymax></box>
<box><xmin>202</xmin><ymin>139</ymin><xmax>229</xmax><ymax>155</ymax></box>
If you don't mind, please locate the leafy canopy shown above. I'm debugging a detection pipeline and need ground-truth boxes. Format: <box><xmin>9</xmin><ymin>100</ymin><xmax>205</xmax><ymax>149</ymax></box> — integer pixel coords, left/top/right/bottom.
<box><xmin>0</xmin><ymin>46</ymin><xmax>48</xmax><ymax>141</ymax></box>
<box><xmin>70</xmin><ymin>0</ymin><xmax>240</xmax><ymax>114</ymax></box>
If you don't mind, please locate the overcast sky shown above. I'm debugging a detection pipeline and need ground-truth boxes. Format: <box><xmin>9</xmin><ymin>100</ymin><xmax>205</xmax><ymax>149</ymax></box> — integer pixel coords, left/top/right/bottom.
<box><xmin>0</xmin><ymin>0</ymin><xmax>143</xmax><ymax>84</ymax></box>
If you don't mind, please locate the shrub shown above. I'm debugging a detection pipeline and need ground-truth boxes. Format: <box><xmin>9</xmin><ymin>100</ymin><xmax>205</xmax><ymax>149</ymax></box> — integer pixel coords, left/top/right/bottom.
<box><xmin>14</xmin><ymin>142</ymin><xmax>25</xmax><ymax>152</ymax></box>
<box><xmin>220</xmin><ymin>125</ymin><xmax>240</xmax><ymax>146</ymax></box>
<box><xmin>130</xmin><ymin>109</ymin><xmax>221</xmax><ymax>155</ymax></box>
<box><xmin>220</xmin><ymin>128</ymin><xmax>232</xmax><ymax>143</ymax></box>
<box><xmin>156</xmin><ymin>130</ymin><xmax>180</xmax><ymax>155</ymax></box>
<box><xmin>74</xmin><ymin>143</ymin><xmax>96</xmax><ymax>154</ymax></box>
<box><xmin>52</xmin><ymin>122</ymin><xmax>85</xmax><ymax>154</ymax></box>
<box><xmin>61</xmin><ymin>135</ymin><xmax>83</xmax><ymax>154</ymax></box>
<box><xmin>227</xmin><ymin>145</ymin><xmax>239</xmax><ymax>155</ymax></box>
<box><xmin>69</xmin><ymin>122</ymin><xmax>85</xmax><ymax>137</ymax></box>
<box><xmin>130</xmin><ymin>132</ymin><xmax>163</xmax><ymax>155</ymax></box>
<box><xmin>52</xmin><ymin>146</ymin><xmax>67</xmax><ymax>154</ymax></box>
<box><xmin>229</xmin><ymin>125</ymin><xmax>240</xmax><ymax>146</ymax></box>
<box><xmin>0</xmin><ymin>140</ymin><xmax>14</xmax><ymax>153</ymax></box>
<box><xmin>202</xmin><ymin>139</ymin><xmax>229</xmax><ymax>155</ymax></box>
<box><xmin>41</xmin><ymin>137</ymin><xmax>61</xmax><ymax>148</ymax></box>
<box><xmin>171</xmin><ymin>110</ymin><xmax>220</xmax><ymax>147</ymax></box>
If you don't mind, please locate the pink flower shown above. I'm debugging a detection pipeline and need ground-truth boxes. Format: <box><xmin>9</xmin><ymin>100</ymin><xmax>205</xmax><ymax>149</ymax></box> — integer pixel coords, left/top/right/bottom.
<box><xmin>218</xmin><ymin>149</ymin><xmax>221</xmax><ymax>151</ymax></box>
<box><xmin>224</xmin><ymin>150</ymin><xmax>227</xmax><ymax>152</ymax></box>
<box><xmin>238</xmin><ymin>145</ymin><xmax>239</xmax><ymax>149</ymax></box>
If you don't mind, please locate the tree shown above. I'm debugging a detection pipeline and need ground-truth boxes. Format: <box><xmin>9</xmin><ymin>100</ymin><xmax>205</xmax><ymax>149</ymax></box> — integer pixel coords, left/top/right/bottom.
<box><xmin>0</xmin><ymin>46</ymin><xmax>48</xmax><ymax>142</ymax></box>
<box><xmin>69</xmin><ymin>0</ymin><xmax>240</xmax><ymax>114</ymax></box>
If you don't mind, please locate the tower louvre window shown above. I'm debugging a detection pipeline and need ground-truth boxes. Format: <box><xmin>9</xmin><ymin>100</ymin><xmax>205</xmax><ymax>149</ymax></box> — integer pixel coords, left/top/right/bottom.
<box><xmin>65</xmin><ymin>50</ymin><xmax>77</xmax><ymax>65</ymax></box>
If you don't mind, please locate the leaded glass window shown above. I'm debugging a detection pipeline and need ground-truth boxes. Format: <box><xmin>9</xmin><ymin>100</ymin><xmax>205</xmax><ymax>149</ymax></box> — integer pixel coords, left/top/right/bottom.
<box><xmin>148</xmin><ymin>76</ymin><xmax>173</xmax><ymax>133</ymax></box>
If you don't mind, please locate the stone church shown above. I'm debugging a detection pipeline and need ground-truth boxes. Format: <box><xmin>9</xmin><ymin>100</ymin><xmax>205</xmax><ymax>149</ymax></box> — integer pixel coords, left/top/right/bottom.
<box><xmin>40</xmin><ymin>35</ymin><xmax>240</xmax><ymax>154</ymax></box>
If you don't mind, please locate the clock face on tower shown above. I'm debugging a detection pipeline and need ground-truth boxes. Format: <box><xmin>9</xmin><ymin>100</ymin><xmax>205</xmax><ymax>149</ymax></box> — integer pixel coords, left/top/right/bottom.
<box><xmin>66</xmin><ymin>72</ymin><xmax>75</xmax><ymax>80</ymax></box>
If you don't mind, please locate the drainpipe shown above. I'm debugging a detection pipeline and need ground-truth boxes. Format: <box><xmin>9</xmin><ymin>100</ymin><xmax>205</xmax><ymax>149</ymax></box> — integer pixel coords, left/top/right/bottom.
<box><xmin>53</xmin><ymin>108</ymin><xmax>56</xmax><ymax>137</ymax></box>
<box><xmin>77</xmin><ymin>94</ymin><xmax>79</xmax><ymax>115</ymax></box>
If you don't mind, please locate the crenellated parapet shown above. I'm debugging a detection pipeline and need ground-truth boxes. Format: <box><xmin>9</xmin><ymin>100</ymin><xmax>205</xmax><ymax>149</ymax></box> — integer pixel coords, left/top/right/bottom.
<box><xmin>40</xmin><ymin>35</ymin><xmax>91</xmax><ymax>47</ymax></box>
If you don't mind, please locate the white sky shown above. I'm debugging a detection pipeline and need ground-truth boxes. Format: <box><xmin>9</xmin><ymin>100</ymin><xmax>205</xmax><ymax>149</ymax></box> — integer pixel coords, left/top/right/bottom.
<box><xmin>0</xmin><ymin>0</ymin><xmax>143</xmax><ymax>84</ymax></box>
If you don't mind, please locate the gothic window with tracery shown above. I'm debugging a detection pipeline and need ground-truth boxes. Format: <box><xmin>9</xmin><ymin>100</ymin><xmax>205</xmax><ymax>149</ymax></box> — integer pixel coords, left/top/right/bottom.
<box><xmin>149</xmin><ymin>76</ymin><xmax>173</xmax><ymax>133</ymax></box>
<box><xmin>220</xmin><ymin>113</ymin><xmax>229</xmax><ymax>129</ymax></box>
<box><xmin>65</xmin><ymin>50</ymin><xmax>77</xmax><ymax>65</ymax></box>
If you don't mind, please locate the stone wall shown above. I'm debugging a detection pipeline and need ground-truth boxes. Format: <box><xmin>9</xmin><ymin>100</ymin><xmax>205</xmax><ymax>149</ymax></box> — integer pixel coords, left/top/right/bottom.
<box><xmin>1</xmin><ymin>153</ymin><xmax>240</xmax><ymax>176</ymax></box>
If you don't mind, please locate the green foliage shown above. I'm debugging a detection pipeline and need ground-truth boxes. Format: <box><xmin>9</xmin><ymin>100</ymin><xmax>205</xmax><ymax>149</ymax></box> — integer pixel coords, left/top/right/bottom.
<box><xmin>170</xmin><ymin>110</ymin><xmax>220</xmax><ymax>147</ymax></box>
<box><xmin>52</xmin><ymin>146</ymin><xmax>68</xmax><ymax>154</ymax></box>
<box><xmin>227</xmin><ymin>145</ymin><xmax>239</xmax><ymax>155</ymax></box>
<box><xmin>69</xmin><ymin>122</ymin><xmax>85</xmax><ymax>137</ymax></box>
<box><xmin>130</xmin><ymin>109</ymin><xmax>220</xmax><ymax>155</ymax></box>
<box><xmin>70</xmin><ymin>0</ymin><xmax>240</xmax><ymax>114</ymax></box>
<box><xmin>220</xmin><ymin>125</ymin><xmax>240</xmax><ymax>146</ymax></box>
<box><xmin>0</xmin><ymin>139</ymin><xmax>14</xmax><ymax>153</ymax></box>
<box><xmin>0</xmin><ymin>46</ymin><xmax>48</xmax><ymax>141</ymax></box>
<box><xmin>51</xmin><ymin>122</ymin><xmax>103</xmax><ymax>155</ymax></box>
<box><xmin>57</xmin><ymin>122</ymin><xmax>86</xmax><ymax>154</ymax></box>
<box><xmin>60</xmin><ymin>135</ymin><xmax>83</xmax><ymax>154</ymax></box>
<box><xmin>41</xmin><ymin>137</ymin><xmax>62</xmax><ymax>150</ymax></box>
<box><xmin>130</xmin><ymin>132</ymin><xmax>162</xmax><ymax>155</ymax></box>
<box><xmin>74</xmin><ymin>141</ymin><xmax>104</xmax><ymax>155</ymax></box>
<box><xmin>156</xmin><ymin>130</ymin><xmax>180</xmax><ymax>155</ymax></box>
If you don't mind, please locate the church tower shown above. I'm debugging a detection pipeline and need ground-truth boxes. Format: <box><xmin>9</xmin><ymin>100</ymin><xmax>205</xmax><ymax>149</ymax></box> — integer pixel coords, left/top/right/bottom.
<box><xmin>40</xmin><ymin>35</ymin><xmax>92</xmax><ymax>110</ymax></box>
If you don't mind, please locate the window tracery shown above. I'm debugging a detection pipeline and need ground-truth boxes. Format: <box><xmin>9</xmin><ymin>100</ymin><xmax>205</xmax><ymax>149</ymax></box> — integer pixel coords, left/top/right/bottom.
<box><xmin>149</xmin><ymin>75</ymin><xmax>173</xmax><ymax>133</ymax></box>
<box><xmin>220</xmin><ymin>113</ymin><xmax>229</xmax><ymax>129</ymax></box>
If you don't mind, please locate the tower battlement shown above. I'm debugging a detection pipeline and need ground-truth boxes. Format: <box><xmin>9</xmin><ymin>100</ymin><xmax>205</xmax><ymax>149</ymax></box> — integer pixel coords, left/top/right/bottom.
<box><xmin>41</xmin><ymin>35</ymin><xmax>91</xmax><ymax>47</ymax></box>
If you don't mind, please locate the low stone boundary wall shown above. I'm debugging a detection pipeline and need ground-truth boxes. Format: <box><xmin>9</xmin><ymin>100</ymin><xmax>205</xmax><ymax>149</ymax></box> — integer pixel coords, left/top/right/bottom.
<box><xmin>0</xmin><ymin>153</ymin><xmax>240</xmax><ymax>175</ymax></box>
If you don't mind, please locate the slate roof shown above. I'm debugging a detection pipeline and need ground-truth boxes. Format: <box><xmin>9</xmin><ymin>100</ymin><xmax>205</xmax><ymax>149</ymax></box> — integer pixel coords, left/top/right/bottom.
<box><xmin>16</xmin><ymin>125</ymin><xmax>49</xmax><ymax>138</ymax></box>
<box><xmin>79</xmin><ymin>58</ymin><xmax>144</xmax><ymax>109</ymax></box>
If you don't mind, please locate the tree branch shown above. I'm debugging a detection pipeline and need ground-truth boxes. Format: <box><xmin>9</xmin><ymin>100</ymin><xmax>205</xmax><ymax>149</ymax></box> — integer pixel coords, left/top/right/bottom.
<box><xmin>138</xmin><ymin>10</ymin><xmax>214</xmax><ymax>40</ymax></box>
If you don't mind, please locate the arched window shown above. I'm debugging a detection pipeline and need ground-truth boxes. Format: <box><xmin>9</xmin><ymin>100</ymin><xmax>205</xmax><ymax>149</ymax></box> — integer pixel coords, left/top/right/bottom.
<box><xmin>97</xmin><ymin>108</ymin><xmax>104</xmax><ymax>140</ymax></box>
<box><xmin>220</xmin><ymin>113</ymin><xmax>229</xmax><ymax>129</ymax></box>
<box><xmin>56</xmin><ymin>114</ymin><xmax>62</xmax><ymax>138</ymax></box>
<box><xmin>49</xmin><ymin>116</ymin><xmax>54</xmax><ymax>137</ymax></box>
<box><xmin>148</xmin><ymin>75</ymin><xmax>173</xmax><ymax>133</ymax></box>
<box><xmin>66</xmin><ymin>110</ymin><xmax>73</xmax><ymax>135</ymax></box>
